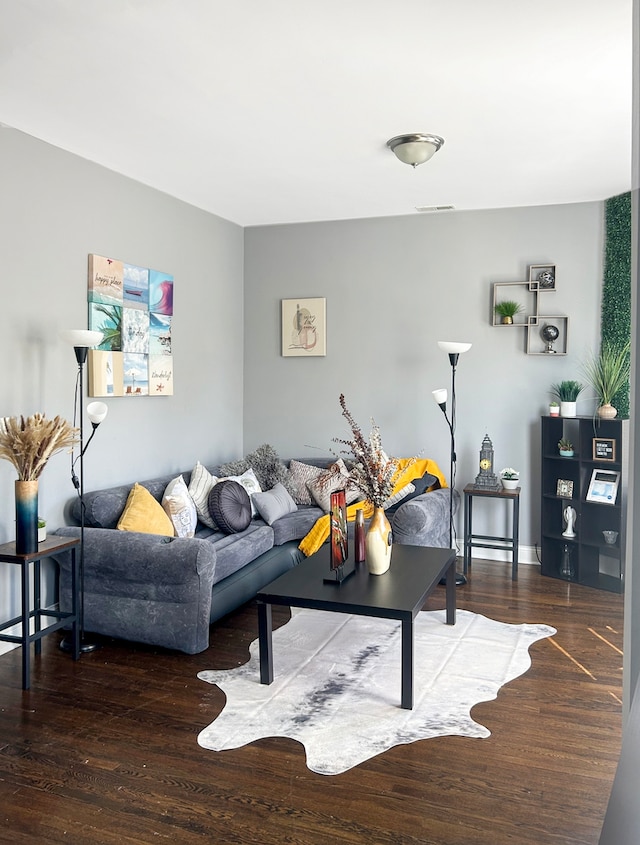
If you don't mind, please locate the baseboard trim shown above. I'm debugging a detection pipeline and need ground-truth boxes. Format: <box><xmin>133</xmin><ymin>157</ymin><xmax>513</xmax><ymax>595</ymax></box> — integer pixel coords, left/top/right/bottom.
<box><xmin>458</xmin><ymin>544</ymin><xmax>539</xmax><ymax>566</ymax></box>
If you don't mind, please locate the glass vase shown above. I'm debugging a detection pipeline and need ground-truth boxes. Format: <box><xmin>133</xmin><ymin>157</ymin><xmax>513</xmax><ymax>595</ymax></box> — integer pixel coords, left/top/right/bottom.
<box><xmin>15</xmin><ymin>480</ymin><xmax>38</xmax><ymax>554</ymax></box>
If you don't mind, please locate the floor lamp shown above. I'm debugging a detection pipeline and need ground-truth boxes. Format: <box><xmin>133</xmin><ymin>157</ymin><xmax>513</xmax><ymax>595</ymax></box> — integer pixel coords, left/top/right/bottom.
<box><xmin>432</xmin><ymin>340</ymin><xmax>472</xmax><ymax>586</ymax></box>
<box><xmin>59</xmin><ymin>329</ymin><xmax>107</xmax><ymax>654</ymax></box>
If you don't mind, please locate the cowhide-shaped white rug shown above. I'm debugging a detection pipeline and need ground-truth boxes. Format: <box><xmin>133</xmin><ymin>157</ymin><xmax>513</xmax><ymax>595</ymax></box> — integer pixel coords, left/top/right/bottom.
<box><xmin>197</xmin><ymin>608</ymin><xmax>555</xmax><ymax>775</ymax></box>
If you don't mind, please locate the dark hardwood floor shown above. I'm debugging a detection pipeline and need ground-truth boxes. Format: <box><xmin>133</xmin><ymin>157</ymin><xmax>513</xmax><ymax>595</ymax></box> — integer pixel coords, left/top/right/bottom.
<box><xmin>0</xmin><ymin>561</ymin><xmax>623</xmax><ymax>845</ymax></box>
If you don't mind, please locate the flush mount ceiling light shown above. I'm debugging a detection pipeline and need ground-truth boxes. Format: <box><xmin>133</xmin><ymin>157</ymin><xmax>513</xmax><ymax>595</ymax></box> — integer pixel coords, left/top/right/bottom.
<box><xmin>386</xmin><ymin>133</ymin><xmax>445</xmax><ymax>168</ymax></box>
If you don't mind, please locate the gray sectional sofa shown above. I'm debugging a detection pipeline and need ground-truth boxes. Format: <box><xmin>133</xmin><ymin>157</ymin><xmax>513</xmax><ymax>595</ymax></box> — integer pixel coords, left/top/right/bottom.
<box><xmin>53</xmin><ymin>458</ymin><xmax>457</xmax><ymax>654</ymax></box>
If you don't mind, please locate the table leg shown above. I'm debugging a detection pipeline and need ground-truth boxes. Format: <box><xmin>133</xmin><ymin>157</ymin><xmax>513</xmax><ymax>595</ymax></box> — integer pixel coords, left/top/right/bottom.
<box><xmin>401</xmin><ymin>616</ymin><xmax>413</xmax><ymax>710</ymax></box>
<box><xmin>445</xmin><ymin>559</ymin><xmax>456</xmax><ymax>625</ymax></box>
<box><xmin>463</xmin><ymin>493</ymin><xmax>472</xmax><ymax>574</ymax></box>
<box><xmin>512</xmin><ymin>494</ymin><xmax>520</xmax><ymax>581</ymax></box>
<box><xmin>21</xmin><ymin>561</ymin><xmax>30</xmax><ymax>691</ymax></box>
<box><xmin>34</xmin><ymin>560</ymin><xmax>42</xmax><ymax>656</ymax></box>
<box><xmin>258</xmin><ymin>601</ymin><xmax>273</xmax><ymax>685</ymax></box>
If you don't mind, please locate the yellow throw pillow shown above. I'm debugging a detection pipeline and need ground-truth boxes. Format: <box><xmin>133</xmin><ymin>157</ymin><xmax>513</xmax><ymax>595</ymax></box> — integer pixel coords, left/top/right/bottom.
<box><xmin>117</xmin><ymin>482</ymin><xmax>175</xmax><ymax>537</ymax></box>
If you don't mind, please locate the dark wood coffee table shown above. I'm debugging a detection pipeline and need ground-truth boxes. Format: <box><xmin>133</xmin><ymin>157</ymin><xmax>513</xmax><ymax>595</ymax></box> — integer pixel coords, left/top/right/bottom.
<box><xmin>256</xmin><ymin>543</ymin><xmax>457</xmax><ymax>709</ymax></box>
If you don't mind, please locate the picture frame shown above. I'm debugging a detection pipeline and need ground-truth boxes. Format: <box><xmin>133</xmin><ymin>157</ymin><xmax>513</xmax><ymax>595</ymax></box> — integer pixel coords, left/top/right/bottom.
<box><xmin>281</xmin><ymin>298</ymin><xmax>326</xmax><ymax>357</ymax></box>
<box><xmin>592</xmin><ymin>437</ymin><xmax>616</xmax><ymax>462</ymax></box>
<box><xmin>586</xmin><ymin>469</ymin><xmax>620</xmax><ymax>505</ymax></box>
<box><xmin>556</xmin><ymin>479</ymin><xmax>574</xmax><ymax>498</ymax></box>
<box><xmin>329</xmin><ymin>489</ymin><xmax>348</xmax><ymax>569</ymax></box>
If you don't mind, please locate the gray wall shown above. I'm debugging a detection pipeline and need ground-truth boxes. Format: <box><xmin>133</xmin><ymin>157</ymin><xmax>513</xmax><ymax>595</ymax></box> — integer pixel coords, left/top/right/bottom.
<box><xmin>244</xmin><ymin>204</ymin><xmax>604</xmax><ymax>550</ymax></box>
<box><xmin>0</xmin><ymin>128</ymin><xmax>244</xmax><ymax>652</ymax></box>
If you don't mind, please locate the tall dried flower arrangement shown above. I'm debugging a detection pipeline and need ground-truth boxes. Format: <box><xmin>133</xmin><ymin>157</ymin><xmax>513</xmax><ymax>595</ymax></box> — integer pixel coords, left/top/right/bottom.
<box><xmin>333</xmin><ymin>394</ymin><xmax>412</xmax><ymax>508</ymax></box>
<box><xmin>0</xmin><ymin>414</ymin><xmax>78</xmax><ymax>481</ymax></box>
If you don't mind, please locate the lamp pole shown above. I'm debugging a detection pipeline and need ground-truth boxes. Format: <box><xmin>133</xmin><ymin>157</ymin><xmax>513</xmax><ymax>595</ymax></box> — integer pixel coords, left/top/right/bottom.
<box><xmin>59</xmin><ymin>330</ymin><xmax>106</xmax><ymax>654</ymax></box>
<box><xmin>433</xmin><ymin>341</ymin><xmax>472</xmax><ymax>586</ymax></box>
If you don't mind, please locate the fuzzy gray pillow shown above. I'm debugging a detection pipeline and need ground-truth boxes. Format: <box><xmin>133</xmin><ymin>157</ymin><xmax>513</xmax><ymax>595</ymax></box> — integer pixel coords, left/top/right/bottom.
<box><xmin>219</xmin><ymin>444</ymin><xmax>290</xmax><ymax>492</ymax></box>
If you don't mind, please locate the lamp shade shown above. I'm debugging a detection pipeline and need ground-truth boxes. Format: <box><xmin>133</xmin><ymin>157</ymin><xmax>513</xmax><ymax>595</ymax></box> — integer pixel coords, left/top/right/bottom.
<box><xmin>87</xmin><ymin>401</ymin><xmax>108</xmax><ymax>425</ymax></box>
<box><xmin>386</xmin><ymin>134</ymin><xmax>445</xmax><ymax>167</ymax></box>
<box><xmin>437</xmin><ymin>341</ymin><xmax>472</xmax><ymax>355</ymax></box>
<box><xmin>60</xmin><ymin>329</ymin><xmax>104</xmax><ymax>348</ymax></box>
<box><xmin>432</xmin><ymin>389</ymin><xmax>448</xmax><ymax>406</ymax></box>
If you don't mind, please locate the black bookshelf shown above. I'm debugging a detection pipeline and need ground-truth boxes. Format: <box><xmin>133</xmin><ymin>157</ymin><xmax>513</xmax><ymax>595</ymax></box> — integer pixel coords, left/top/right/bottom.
<box><xmin>540</xmin><ymin>415</ymin><xmax>627</xmax><ymax>592</ymax></box>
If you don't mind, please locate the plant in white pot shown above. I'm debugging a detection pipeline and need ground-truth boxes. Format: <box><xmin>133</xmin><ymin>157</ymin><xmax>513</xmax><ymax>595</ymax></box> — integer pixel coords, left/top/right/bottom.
<box><xmin>581</xmin><ymin>341</ymin><xmax>630</xmax><ymax>419</ymax></box>
<box><xmin>499</xmin><ymin>467</ymin><xmax>520</xmax><ymax>490</ymax></box>
<box><xmin>549</xmin><ymin>401</ymin><xmax>560</xmax><ymax>417</ymax></box>
<box><xmin>550</xmin><ymin>380</ymin><xmax>584</xmax><ymax>418</ymax></box>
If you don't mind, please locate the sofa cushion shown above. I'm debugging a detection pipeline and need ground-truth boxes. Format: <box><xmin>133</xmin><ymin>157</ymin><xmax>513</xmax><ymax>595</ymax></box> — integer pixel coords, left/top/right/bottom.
<box><xmin>210</xmin><ymin>523</ymin><xmax>275</xmax><ymax>583</ymax></box>
<box><xmin>219</xmin><ymin>444</ymin><xmax>290</xmax><ymax>491</ymax></box>
<box><xmin>162</xmin><ymin>475</ymin><xmax>198</xmax><ymax>538</ymax></box>
<box><xmin>287</xmin><ymin>459</ymin><xmax>325</xmax><ymax>505</ymax></box>
<box><xmin>270</xmin><ymin>505</ymin><xmax>325</xmax><ymax>546</ymax></box>
<box><xmin>117</xmin><ymin>482</ymin><xmax>174</xmax><ymax>537</ymax></box>
<box><xmin>252</xmin><ymin>482</ymin><xmax>297</xmax><ymax>526</ymax></box>
<box><xmin>219</xmin><ymin>468</ymin><xmax>262</xmax><ymax>516</ymax></box>
<box><xmin>208</xmin><ymin>480</ymin><xmax>252</xmax><ymax>534</ymax></box>
<box><xmin>188</xmin><ymin>462</ymin><xmax>219</xmax><ymax>529</ymax></box>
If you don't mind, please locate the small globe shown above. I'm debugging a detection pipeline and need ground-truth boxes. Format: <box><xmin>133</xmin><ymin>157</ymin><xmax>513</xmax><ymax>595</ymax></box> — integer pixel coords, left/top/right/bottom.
<box><xmin>541</xmin><ymin>324</ymin><xmax>559</xmax><ymax>343</ymax></box>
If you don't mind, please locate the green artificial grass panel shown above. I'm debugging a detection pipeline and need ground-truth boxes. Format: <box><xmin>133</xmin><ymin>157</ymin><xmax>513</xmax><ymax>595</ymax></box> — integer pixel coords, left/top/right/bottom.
<box><xmin>602</xmin><ymin>193</ymin><xmax>631</xmax><ymax>418</ymax></box>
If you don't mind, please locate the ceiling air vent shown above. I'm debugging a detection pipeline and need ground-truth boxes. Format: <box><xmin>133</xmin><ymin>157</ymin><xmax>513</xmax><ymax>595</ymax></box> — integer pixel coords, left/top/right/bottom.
<box><xmin>415</xmin><ymin>205</ymin><xmax>455</xmax><ymax>213</ymax></box>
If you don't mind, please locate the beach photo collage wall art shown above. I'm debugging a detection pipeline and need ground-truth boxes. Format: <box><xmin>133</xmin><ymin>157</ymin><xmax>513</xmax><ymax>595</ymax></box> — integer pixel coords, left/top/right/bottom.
<box><xmin>87</xmin><ymin>254</ymin><xmax>174</xmax><ymax>397</ymax></box>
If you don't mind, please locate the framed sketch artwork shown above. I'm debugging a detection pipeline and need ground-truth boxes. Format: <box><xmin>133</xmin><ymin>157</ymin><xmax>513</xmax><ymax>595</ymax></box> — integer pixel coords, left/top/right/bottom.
<box><xmin>282</xmin><ymin>298</ymin><xmax>326</xmax><ymax>357</ymax></box>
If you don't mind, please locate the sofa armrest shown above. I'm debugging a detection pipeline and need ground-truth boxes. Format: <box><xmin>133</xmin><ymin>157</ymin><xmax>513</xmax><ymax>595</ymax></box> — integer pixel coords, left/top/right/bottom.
<box><xmin>390</xmin><ymin>488</ymin><xmax>460</xmax><ymax>548</ymax></box>
<box><xmin>53</xmin><ymin>526</ymin><xmax>217</xmax><ymax>654</ymax></box>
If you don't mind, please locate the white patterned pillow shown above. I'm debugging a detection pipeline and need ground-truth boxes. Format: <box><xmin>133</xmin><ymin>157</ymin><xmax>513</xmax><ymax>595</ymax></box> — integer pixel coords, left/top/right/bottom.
<box><xmin>306</xmin><ymin>460</ymin><xmax>362</xmax><ymax>512</ymax></box>
<box><xmin>288</xmin><ymin>460</ymin><xmax>325</xmax><ymax>505</ymax></box>
<box><xmin>218</xmin><ymin>468</ymin><xmax>262</xmax><ymax>515</ymax></box>
<box><xmin>381</xmin><ymin>482</ymin><xmax>415</xmax><ymax>510</ymax></box>
<box><xmin>162</xmin><ymin>475</ymin><xmax>198</xmax><ymax>538</ymax></box>
<box><xmin>188</xmin><ymin>462</ymin><xmax>219</xmax><ymax>529</ymax></box>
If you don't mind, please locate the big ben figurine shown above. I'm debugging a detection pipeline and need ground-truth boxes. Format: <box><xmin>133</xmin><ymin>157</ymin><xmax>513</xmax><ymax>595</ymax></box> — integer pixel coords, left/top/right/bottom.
<box><xmin>474</xmin><ymin>434</ymin><xmax>501</xmax><ymax>490</ymax></box>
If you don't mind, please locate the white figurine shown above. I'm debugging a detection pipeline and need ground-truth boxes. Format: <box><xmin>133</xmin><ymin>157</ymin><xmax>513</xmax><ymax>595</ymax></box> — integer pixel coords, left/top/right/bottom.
<box><xmin>562</xmin><ymin>506</ymin><xmax>577</xmax><ymax>538</ymax></box>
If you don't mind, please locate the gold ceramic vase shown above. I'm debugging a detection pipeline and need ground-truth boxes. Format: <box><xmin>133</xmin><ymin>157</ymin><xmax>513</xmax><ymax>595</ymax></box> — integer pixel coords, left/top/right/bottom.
<box><xmin>365</xmin><ymin>507</ymin><xmax>392</xmax><ymax>575</ymax></box>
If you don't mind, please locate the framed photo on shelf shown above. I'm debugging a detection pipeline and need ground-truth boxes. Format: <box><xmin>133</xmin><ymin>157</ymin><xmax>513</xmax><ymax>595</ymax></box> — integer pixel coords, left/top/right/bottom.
<box><xmin>586</xmin><ymin>469</ymin><xmax>620</xmax><ymax>505</ymax></box>
<box><xmin>592</xmin><ymin>437</ymin><xmax>616</xmax><ymax>462</ymax></box>
<box><xmin>556</xmin><ymin>479</ymin><xmax>574</xmax><ymax>498</ymax></box>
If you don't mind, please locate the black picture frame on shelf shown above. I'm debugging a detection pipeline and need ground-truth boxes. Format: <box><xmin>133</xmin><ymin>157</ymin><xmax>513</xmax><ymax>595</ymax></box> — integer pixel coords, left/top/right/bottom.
<box><xmin>556</xmin><ymin>479</ymin><xmax>574</xmax><ymax>498</ymax></box>
<box><xmin>592</xmin><ymin>437</ymin><xmax>616</xmax><ymax>462</ymax></box>
<box><xmin>586</xmin><ymin>469</ymin><xmax>620</xmax><ymax>505</ymax></box>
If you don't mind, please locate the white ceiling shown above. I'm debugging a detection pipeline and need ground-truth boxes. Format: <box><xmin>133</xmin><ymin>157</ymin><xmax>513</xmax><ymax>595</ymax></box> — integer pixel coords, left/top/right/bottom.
<box><xmin>0</xmin><ymin>0</ymin><xmax>633</xmax><ymax>227</ymax></box>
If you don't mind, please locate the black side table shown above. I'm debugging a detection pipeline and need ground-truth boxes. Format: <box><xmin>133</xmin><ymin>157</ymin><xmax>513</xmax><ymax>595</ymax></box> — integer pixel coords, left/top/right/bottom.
<box><xmin>463</xmin><ymin>484</ymin><xmax>521</xmax><ymax>581</ymax></box>
<box><xmin>0</xmin><ymin>536</ymin><xmax>80</xmax><ymax>689</ymax></box>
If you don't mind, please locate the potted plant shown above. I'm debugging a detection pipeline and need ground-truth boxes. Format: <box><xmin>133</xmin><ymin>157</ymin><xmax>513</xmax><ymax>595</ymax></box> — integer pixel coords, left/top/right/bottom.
<box><xmin>549</xmin><ymin>401</ymin><xmax>560</xmax><ymax>417</ymax></box>
<box><xmin>558</xmin><ymin>437</ymin><xmax>574</xmax><ymax>457</ymax></box>
<box><xmin>38</xmin><ymin>517</ymin><xmax>46</xmax><ymax>543</ymax></box>
<box><xmin>581</xmin><ymin>341</ymin><xmax>630</xmax><ymax>419</ymax></box>
<box><xmin>494</xmin><ymin>300</ymin><xmax>523</xmax><ymax>325</ymax></box>
<box><xmin>550</xmin><ymin>380</ymin><xmax>584</xmax><ymax>418</ymax></box>
<box><xmin>499</xmin><ymin>467</ymin><xmax>520</xmax><ymax>490</ymax></box>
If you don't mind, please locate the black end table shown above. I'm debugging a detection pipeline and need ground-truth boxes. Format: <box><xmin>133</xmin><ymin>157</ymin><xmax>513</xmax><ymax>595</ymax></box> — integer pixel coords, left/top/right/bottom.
<box><xmin>0</xmin><ymin>536</ymin><xmax>80</xmax><ymax>689</ymax></box>
<box><xmin>463</xmin><ymin>484</ymin><xmax>520</xmax><ymax>581</ymax></box>
<box><xmin>256</xmin><ymin>543</ymin><xmax>456</xmax><ymax>710</ymax></box>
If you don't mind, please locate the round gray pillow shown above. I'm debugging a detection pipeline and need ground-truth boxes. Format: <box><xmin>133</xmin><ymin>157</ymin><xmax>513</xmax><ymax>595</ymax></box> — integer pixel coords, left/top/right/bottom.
<box><xmin>208</xmin><ymin>480</ymin><xmax>251</xmax><ymax>534</ymax></box>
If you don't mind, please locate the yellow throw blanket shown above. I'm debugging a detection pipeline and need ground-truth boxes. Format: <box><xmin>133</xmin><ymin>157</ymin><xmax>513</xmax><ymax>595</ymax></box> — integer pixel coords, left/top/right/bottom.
<box><xmin>298</xmin><ymin>458</ymin><xmax>446</xmax><ymax>557</ymax></box>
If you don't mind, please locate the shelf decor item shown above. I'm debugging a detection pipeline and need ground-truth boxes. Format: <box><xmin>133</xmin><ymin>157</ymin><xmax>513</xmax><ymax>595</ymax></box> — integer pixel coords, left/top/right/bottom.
<box><xmin>550</xmin><ymin>380</ymin><xmax>584</xmax><ymax>418</ymax></box>
<box><xmin>602</xmin><ymin>530</ymin><xmax>618</xmax><ymax>545</ymax></box>
<box><xmin>581</xmin><ymin>341</ymin><xmax>630</xmax><ymax>420</ymax></box>
<box><xmin>499</xmin><ymin>467</ymin><xmax>520</xmax><ymax>490</ymax></box>
<box><xmin>494</xmin><ymin>300</ymin><xmax>523</xmax><ymax>325</ymax></box>
<box><xmin>549</xmin><ymin>401</ymin><xmax>560</xmax><ymax>416</ymax></box>
<box><xmin>593</xmin><ymin>438</ymin><xmax>616</xmax><ymax>462</ymax></box>
<box><xmin>0</xmin><ymin>414</ymin><xmax>78</xmax><ymax>554</ymax></box>
<box><xmin>556</xmin><ymin>479</ymin><xmax>574</xmax><ymax>498</ymax></box>
<box><xmin>38</xmin><ymin>517</ymin><xmax>46</xmax><ymax>543</ymax></box>
<box><xmin>586</xmin><ymin>469</ymin><xmax>620</xmax><ymax>505</ymax></box>
<box><xmin>562</xmin><ymin>506</ymin><xmax>577</xmax><ymax>538</ymax></box>
<box><xmin>558</xmin><ymin>438</ymin><xmax>574</xmax><ymax>457</ymax></box>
